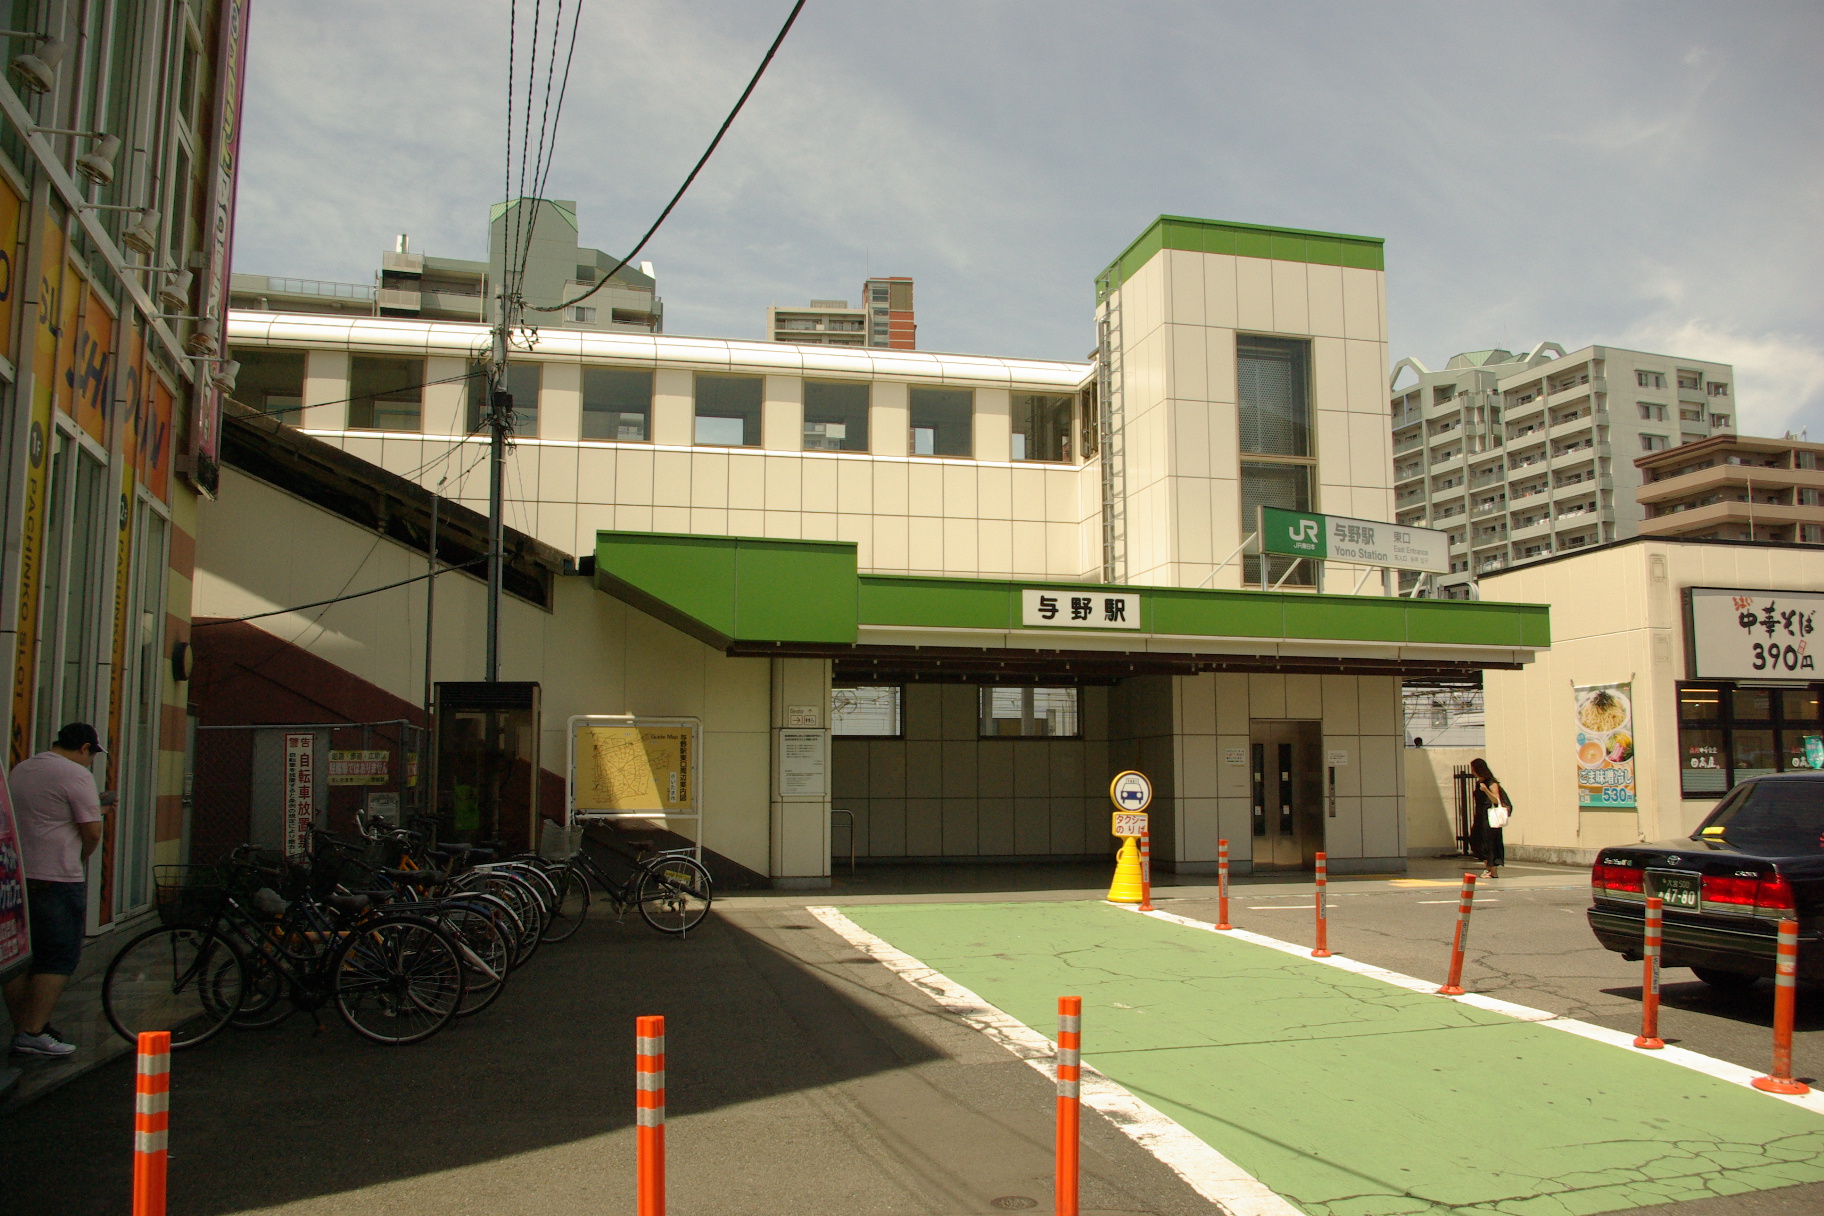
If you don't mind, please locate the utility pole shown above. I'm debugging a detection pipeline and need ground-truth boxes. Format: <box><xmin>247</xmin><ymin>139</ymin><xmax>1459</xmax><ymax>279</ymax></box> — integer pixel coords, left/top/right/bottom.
<box><xmin>486</xmin><ymin>279</ymin><xmax>513</xmax><ymax>683</ymax></box>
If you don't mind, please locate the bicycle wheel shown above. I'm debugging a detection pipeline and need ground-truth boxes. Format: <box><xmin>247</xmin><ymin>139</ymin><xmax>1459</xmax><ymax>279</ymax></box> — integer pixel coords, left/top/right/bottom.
<box><xmin>473</xmin><ymin>872</ymin><xmax>545</xmax><ymax>965</ymax></box>
<box><xmin>332</xmin><ymin>915</ymin><xmax>464</xmax><ymax>1045</ymax></box>
<box><xmin>636</xmin><ymin>855</ymin><xmax>713</xmax><ymax>935</ymax></box>
<box><xmin>439</xmin><ymin>901</ymin><xmax>512</xmax><ymax>1017</ymax></box>
<box><xmin>231</xmin><ymin>946</ymin><xmax>294</xmax><ymax>1029</ymax></box>
<box><xmin>540</xmin><ymin>864</ymin><xmax>590</xmax><ymax>943</ymax></box>
<box><xmin>102</xmin><ymin>925</ymin><xmax>247</xmax><ymax>1048</ymax></box>
<box><xmin>458</xmin><ymin>890</ymin><xmax>528</xmax><ymax>969</ymax></box>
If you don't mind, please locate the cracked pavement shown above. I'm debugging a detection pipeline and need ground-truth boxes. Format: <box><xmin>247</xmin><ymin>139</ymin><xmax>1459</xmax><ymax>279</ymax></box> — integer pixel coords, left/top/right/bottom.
<box><xmin>848</xmin><ymin>897</ymin><xmax>1824</xmax><ymax>1216</ymax></box>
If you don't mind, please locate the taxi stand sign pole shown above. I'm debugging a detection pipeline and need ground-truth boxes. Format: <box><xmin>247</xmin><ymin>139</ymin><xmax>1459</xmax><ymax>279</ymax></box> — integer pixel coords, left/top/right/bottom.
<box><xmin>1107</xmin><ymin>771</ymin><xmax>1153</xmax><ymax>907</ymax></box>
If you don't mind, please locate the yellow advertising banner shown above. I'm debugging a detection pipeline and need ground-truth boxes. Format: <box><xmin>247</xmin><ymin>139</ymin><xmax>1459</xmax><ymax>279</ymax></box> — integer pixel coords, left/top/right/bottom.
<box><xmin>10</xmin><ymin>209</ymin><xmax>64</xmax><ymax>765</ymax></box>
<box><xmin>70</xmin><ymin>285</ymin><xmax>113</xmax><ymax>446</ymax></box>
<box><xmin>572</xmin><ymin>724</ymin><xmax>694</xmax><ymax>812</ymax></box>
<box><xmin>0</xmin><ymin>175</ymin><xmax>20</xmax><ymax>362</ymax></box>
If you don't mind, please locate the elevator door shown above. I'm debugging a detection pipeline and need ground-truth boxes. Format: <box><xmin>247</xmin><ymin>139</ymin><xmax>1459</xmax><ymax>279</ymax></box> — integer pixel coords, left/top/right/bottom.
<box><xmin>1248</xmin><ymin>720</ymin><xmax>1324</xmax><ymax>871</ymax></box>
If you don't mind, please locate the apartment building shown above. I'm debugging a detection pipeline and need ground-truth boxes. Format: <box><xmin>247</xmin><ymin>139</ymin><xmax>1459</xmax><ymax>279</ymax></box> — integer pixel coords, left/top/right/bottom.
<box><xmin>769</xmin><ymin>276</ymin><xmax>916</xmax><ymax>349</ymax></box>
<box><xmin>1390</xmin><ymin>344</ymin><xmax>1735</xmax><ymax>597</ymax></box>
<box><xmin>1636</xmin><ymin>434</ymin><xmax>1824</xmax><ymax>545</ymax></box>
<box><xmin>229</xmin><ymin>198</ymin><xmax>663</xmax><ymax>333</ymax></box>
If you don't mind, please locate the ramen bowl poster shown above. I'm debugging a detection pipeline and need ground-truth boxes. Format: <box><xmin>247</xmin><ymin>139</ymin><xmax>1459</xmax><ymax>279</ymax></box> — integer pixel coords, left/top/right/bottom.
<box><xmin>1574</xmin><ymin>682</ymin><xmax>1636</xmax><ymax>807</ymax></box>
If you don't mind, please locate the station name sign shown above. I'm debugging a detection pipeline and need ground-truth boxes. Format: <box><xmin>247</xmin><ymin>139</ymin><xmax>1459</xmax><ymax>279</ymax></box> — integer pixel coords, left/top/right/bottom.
<box><xmin>1687</xmin><ymin>587</ymin><xmax>1823</xmax><ymax>679</ymax></box>
<box><xmin>1260</xmin><ymin>507</ymin><xmax>1450</xmax><ymax>574</ymax></box>
<box><xmin>1020</xmin><ymin>589</ymin><xmax>1140</xmax><ymax>630</ymax></box>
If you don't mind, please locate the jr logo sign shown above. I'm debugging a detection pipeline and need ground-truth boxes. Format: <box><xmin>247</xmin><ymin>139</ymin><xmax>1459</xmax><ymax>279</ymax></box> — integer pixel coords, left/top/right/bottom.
<box><xmin>1289</xmin><ymin>519</ymin><xmax>1319</xmax><ymax>544</ymax></box>
<box><xmin>1261</xmin><ymin>507</ymin><xmax>1327</xmax><ymax>558</ymax></box>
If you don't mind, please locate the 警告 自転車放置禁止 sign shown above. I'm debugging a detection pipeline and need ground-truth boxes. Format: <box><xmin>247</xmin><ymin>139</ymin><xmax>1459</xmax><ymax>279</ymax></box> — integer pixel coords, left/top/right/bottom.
<box><xmin>1259</xmin><ymin>507</ymin><xmax>1450</xmax><ymax>574</ymax></box>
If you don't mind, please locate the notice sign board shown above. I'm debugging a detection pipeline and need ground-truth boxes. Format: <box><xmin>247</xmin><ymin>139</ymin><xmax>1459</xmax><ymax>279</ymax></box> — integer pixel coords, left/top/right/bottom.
<box><xmin>1687</xmin><ymin>587</ymin><xmax>1823</xmax><ymax>678</ymax></box>
<box><xmin>777</xmin><ymin>730</ymin><xmax>828</xmax><ymax>798</ymax></box>
<box><xmin>1574</xmin><ymin>683</ymin><xmax>1637</xmax><ymax>808</ymax></box>
<box><xmin>327</xmin><ymin>749</ymin><xmax>389</xmax><ymax>786</ymax></box>
<box><xmin>571</xmin><ymin>719</ymin><xmax>697</xmax><ymax>814</ymax></box>
<box><xmin>283</xmin><ymin>732</ymin><xmax>316</xmax><ymax>856</ymax></box>
<box><xmin>1259</xmin><ymin>507</ymin><xmax>1449</xmax><ymax>574</ymax></box>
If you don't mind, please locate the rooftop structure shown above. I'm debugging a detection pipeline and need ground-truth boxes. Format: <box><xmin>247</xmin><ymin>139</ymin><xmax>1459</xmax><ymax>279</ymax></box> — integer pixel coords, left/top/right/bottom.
<box><xmin>769</xmin><ymin>277</ymin><xmax>916</xmax><ymax>348</ymax></box>
<box><xmin>230</xmin><ymin>198</ymin><xmax>663</xmax><ymax>334</ymax></box>
<box><xmin>1636</xmin><ymin>433</ymin><xmax>1824</xmax><ymax>545</ymax></box>
<box><xmin>1390</xmin><ymin>343</ymin><xmax>1736</xmax><ymax>597</ymax></box>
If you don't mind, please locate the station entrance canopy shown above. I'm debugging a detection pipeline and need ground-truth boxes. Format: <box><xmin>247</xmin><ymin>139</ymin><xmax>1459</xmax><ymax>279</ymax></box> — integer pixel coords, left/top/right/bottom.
<box><xmin>590</xmin><ymin>532</ymin><xmax>1550</xmax><ymax>685</ymax></box>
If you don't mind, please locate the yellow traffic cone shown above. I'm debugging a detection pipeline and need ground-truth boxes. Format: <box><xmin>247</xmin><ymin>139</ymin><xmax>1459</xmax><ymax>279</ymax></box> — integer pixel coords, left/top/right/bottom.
<box><xmin>1108</xmin><ymin>835</ymin><xmax>1144</xmax><ymax>904</ymax></box>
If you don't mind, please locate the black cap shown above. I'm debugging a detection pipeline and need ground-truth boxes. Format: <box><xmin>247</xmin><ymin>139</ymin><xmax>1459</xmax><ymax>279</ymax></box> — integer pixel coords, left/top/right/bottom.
<box><xmin>55</xmin><ymin>722</ymin><xmax>104</xmax><ymax>753</ymax></box>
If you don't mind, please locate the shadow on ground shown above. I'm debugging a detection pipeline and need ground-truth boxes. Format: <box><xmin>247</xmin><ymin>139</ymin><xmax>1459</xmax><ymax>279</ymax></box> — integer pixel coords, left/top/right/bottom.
<box><xmin>0</xmin><ymin>908</ymin><xmax>944</xmax><ymax>1216</ymax></box>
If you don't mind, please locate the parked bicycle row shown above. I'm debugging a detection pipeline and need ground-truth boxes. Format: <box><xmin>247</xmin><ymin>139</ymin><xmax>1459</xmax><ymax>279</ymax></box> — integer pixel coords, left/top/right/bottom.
<box><xmin>99</xmin><ymin>813</ymin><xmax>714</xmax><ymax>1049</ymax></box>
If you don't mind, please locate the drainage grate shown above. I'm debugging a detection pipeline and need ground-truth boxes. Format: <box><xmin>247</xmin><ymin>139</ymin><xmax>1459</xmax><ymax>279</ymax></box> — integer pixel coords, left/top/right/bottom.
<box><xmin>990</xmin><ymin>1198</ymin><xmax>1038</xmax><ymax>1211</ymax></box>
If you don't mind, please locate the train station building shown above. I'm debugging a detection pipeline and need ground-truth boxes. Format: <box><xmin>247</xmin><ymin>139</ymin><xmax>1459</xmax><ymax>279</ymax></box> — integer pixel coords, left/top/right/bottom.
<box><xmin>199</xmin><ymin>212</ymin><xmax>1551</xmax><ymax>884</ymax></box>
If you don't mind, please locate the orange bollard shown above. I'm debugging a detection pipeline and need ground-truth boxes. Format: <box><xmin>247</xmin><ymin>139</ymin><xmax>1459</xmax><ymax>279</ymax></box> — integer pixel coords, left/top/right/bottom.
<box><xmin>1055</xmin><ymin>996</ymin><xmax>1081</xmax><ymax>1216</ymax></box>
<box><xmin>1311</xmin><ymin>852</ymin><xmax>1331</xmax><ymax>957</ymax></box>
<box><xmin>1436</xmin><ymin>872</ymin><xmax>1477</xmax><ymax>995</ymax></box>
<box><xmin>636</xmin><ymin>1015</ymin><xmax>667</xmax><ymax>1215</ymax></box>
<box><xmin>1752</xmin><ymin>920</ymin><xmax>1809</xmax><ymax>1095</ymax></box>
<box><xmin>1138</xmin><ymin>827</ymin><xmax>1154</xmax><ymax>912</ymax></box>
<box><xmin>1633</xmin><ymin>897</ymin><xmax>1666</xmax><ymax>1049</ymax></box>
<box><xmin>1215</xmin><ymin>839</ymin><xmax>1232</xmax><ymax>930</ymax></box>
<box><xmin>132</xmin><ymin>1031</ymin><xmax>170</xmax><ymax>1216</ymax></box>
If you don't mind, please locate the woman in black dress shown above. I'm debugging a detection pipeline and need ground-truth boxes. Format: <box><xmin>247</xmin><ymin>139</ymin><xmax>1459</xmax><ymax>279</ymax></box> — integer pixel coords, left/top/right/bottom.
<box><xmin>1469</xmin><ymin>757</ymin><xmax>1507</xmax><ymax>879</ymax></box>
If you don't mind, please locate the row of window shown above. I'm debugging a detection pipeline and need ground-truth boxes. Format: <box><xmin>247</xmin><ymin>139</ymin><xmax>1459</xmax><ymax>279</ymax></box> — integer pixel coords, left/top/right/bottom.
<box><xmin>232</xmin><ymin>348</ymin><xmax>1093</xmax><ymax>464</ymax></box>
<box><xmin>832</xmin><ymin>686</ymin><xmax>1083</xmax><ymax>738</ymax></box>
<box><xmin>1678</xmin><ymin>683</ymin><xmax>1823</xmax><ymax>797</ymax></box>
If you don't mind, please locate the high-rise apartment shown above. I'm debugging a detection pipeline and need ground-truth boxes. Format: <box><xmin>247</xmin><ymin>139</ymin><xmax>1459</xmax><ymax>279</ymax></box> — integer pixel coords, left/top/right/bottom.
<box><xmin>769</xmin><ymin>277</ymin><xmax>916</xmax><ymax>348</ymax></box>
<box><xmin>230</xmin><ymin>198</ymin><xmax>664</xmax><ymax>333</ymax></box>
<box><xmin>1390</xmin><ymin>344</ymin><xmax>1735</xmax><ymax>596</ymax></box>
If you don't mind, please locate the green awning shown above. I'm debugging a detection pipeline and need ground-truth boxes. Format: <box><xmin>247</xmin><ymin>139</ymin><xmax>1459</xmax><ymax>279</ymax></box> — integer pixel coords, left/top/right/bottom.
<box><xmin>592</xmin><ymin>531</ymin><xmax>1549</xmax><ymax>659</ymax></box>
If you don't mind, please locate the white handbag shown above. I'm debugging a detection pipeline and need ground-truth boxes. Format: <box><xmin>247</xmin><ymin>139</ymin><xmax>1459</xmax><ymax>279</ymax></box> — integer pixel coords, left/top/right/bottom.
<box><xmin>1487</xmin><ymin>793</ymin><xmax>1511</xmax><ymax>830</ymax></box>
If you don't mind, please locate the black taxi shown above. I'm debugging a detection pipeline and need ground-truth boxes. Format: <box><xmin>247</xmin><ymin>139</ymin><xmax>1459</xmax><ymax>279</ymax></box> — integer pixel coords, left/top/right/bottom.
<box><xmin>1588</xmin><ymin>772</ymin><xmax>1823</xmax><ymax>988</ymax></box>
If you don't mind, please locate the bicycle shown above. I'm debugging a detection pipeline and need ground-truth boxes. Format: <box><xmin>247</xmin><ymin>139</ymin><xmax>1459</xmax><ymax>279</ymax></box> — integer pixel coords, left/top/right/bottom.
<box><xmin>103</xmin><ymin>851</ymin><xmax>468</xmax><ymax>1048</ymax></box>
<box><xmin>560</xmin><ymin>839</ymin><xmax>713</xmax><ymax>936</ymax></box>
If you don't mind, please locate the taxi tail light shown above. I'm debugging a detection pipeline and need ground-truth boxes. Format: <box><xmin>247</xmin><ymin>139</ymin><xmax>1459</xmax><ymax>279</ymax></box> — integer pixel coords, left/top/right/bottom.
<box><xmin>1593</xmin><ymin>862</ymin><xmax>1643</xmax><ymax>894</ymax></box>
<box><xmin>1701</xmin><ymin>874</ymin><xmax>1759</xmax><ymax>907</ymax></box>
<box><xmin>1755</xmin><ymin>874</ymin><xmax>1797</xmax><ymax>917</ymax></box>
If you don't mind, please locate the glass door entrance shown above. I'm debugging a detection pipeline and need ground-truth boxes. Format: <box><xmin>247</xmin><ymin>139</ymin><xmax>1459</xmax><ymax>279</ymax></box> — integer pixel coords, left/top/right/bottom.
<box><xmin>1249</xmin><ymin>720</ymin><xmax>1324</xmax><ymax>871</ymax></box>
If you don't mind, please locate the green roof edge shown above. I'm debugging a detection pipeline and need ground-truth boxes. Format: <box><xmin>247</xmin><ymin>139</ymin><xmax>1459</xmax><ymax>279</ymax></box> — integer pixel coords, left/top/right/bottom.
<box><xmin>1097</xmin><ymin>215</ymin><xmax>1386</xmax><ymax>299</ymax></box>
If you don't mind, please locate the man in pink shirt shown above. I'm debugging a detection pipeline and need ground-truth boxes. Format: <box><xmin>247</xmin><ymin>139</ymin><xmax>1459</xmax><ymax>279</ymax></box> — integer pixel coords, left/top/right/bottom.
<box><xmin>5</xmin><ymin>723</ymin><xmax>109</xmax><ymax>1058</ymax></box>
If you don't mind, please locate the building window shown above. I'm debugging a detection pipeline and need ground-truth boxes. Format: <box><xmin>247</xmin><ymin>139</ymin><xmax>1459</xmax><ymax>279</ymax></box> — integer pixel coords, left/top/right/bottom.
<box><xmin>1079</xmin><ymin>383</ymin><xmax>1100</xmax><ymax>461</ymax></box>
<box><xmin>1710</xmin><ymin>414</ymin><xmax>1731</xmax><ymax>430</ymax></box>
<box><xmin>1708</xmin><ymin>383</ymin><xmax>1730</xmax><ymax>397</ymax></box>
<box><xmin>803</xmin><ymin>380</ymin><xmax>869</xmax><ymax>452</ymax></box>
<box><xmin>229</xmin><ymin>347</ymin><xmax>306</xmax><ymax>422</ymax></box>
<box><xmin>466</xmin><ymin>361</ymin><xmax>542</xmax><ymax>436</ymax></box>
<box><xmin>1637</xmin><ymin>403</ymin><xmax>1666</xmax><ymax>421</ymax></box>
<box><xmin>1640</xmin><ymin>434</ymin><xmax>1669</xmax><ymax>452</ymax></box>
<box><xmin>909</xmin><ymin>386</ymin><xmax>972</xmax><ymax>457</ymax></box>
<box><xmin>581</xmin><ymin>367</ymin><xmax>651</xmax><ymax>442</ymax></box>
<box><xmin>1237</xmin><ymin>335</ymin><xmax>1315</xmax><ymax>586</ymax></box>
<box><xmin>979</xmin><ymin>686</ymin><xmax>1081</xmax><ymax>738</ymax></box>
<box><xmin>1679</xmin><ymin>683</ymin><xmax>1824</xmax><ymax>798</ymax></box>
<box><xmin>570</xmin><ymin>306</ymin><xmax>596</xmax><ymax>323</ymax></box>
<box><xmin>1677</xmin><ymin>371</ymin><xmax>1702</xmax><ymax>390</ymax></box>
<box><xmin>694</xmin><ymin>373</ymin><xmax>762</xmax><ymax>446</ymax></box>
<box><xmin>348</xmin><ymin>356</ymin><xmax>424</xmax><ymax>431</ymax></box>
<box><xmin>1238</xmin><ymin>335</ymin><xmax>1311</xmax><ymax>456</ymax></box>
<box><xmin>1010</xmin><ymin>392</ymin><xmax>1073</xmax><ymax>462</ymax></box>
<box><xmin>33</xmin><ymin>430</ymin><xmax>105</xmax><ymax>751</ymax></box>
<box><xmin>1797</xmin><ymin>452</ymin><xmax>1818</xmax><ymax>471</ymax></box>
<box><xmin>1637</xmin><ymin>370</ymin><xmax>1667</xmax><ymax>389</ymax></box>
<box><xmin>1241</xmin><ymin>460</ymin><xmax>1314</xmax><ymax>586</ymax></box>
<box><xmin>1802</xmin><ymin>524</ymin><xmax>1824</xmax><ymax>544</ymax></box>
<box><xmin>832</xmin><ymin>685</ymin><xmax>901</xmax><ymax>736</ymax></box>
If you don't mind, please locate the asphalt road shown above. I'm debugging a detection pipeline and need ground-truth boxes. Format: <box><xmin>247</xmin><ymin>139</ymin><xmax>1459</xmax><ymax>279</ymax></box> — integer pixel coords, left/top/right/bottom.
<box><xmin>0</xmin><ymin>904</ymin><xmax>1212</xmax><ymax>1216</ymax></box>
<box><xmin>1156</xmin><ymin>867</ymin><xmax>1823</xmax><ymax>1085</ymax></box>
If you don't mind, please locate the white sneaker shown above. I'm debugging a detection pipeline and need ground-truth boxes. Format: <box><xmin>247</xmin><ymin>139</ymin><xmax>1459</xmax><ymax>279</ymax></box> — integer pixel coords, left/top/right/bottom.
<box><xmin>10</xmin><ymin>1030</ymin><xmax>76</xmax><ymax>1058</ymax></box>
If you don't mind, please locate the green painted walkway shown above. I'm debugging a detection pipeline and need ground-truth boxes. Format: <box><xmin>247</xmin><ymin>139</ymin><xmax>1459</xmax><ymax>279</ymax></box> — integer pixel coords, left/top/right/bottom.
<box><xmin>846</xmin><ymin>900</ymin><xmax>1824</xmax><ymax>1216</ymax></box>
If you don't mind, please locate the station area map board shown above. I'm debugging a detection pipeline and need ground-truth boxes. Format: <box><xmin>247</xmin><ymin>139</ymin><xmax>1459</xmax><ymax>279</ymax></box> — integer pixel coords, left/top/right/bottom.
<box><xmin>567</xmin><ymin>716</ymin><xmax>702</xmax><ymax>854</ymax></box>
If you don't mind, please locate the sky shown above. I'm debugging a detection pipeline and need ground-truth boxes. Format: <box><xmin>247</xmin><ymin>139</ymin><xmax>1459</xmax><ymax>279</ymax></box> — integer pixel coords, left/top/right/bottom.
<box><xmin>233</xmin><ymin>1</ymin><xmax>1824</xmax><ymax>437</ymax></box>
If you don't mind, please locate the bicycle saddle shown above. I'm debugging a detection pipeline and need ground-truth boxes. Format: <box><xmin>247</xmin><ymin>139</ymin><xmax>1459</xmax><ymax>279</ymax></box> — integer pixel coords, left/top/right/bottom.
<box><xmin>380</xmin><ymin>869</ymin><xmax>446</xmax><ymax>886</ymax></box>
<box><xmin>327</xmin><ymin>892</ymin><xmax>372</xmax><ymax>913</ymax></box>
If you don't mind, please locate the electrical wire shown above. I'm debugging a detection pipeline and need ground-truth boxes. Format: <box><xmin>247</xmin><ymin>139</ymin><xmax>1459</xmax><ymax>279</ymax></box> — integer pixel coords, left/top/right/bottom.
<box><xmin>194</xmin><ymin>558</ymin><xmax>489</xmax><ymax>627</ymax></box>
<box><xmin>223</xmin><ymin>366</ymin><xmax>489</xmax><ymax>421</ymax></box>
<box><xmin>511</xmin><ymin>0</ymin><xmax>583</xmax><ymax>302</ymax></box>
<box><xmin>556</xmin><ymin>0</ymin><xmax>806</xmax><ymax>311</ymax></box>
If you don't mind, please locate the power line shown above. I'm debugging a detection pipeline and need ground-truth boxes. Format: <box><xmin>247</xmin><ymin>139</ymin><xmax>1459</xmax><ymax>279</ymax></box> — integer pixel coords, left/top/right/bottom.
<box><xmin>512</xmin><ymin>0</ymin><xmax>583</xmax><ymax>302</ymax></box>
<box><xmin>557</xmin><ymin>0</ymin><xmax>806</xmax><ymax>311</ymax></box>
<box><xmin>195</xmin><ymin>558</ymin><xmax>489</xmax><ymax>628</ymax></box>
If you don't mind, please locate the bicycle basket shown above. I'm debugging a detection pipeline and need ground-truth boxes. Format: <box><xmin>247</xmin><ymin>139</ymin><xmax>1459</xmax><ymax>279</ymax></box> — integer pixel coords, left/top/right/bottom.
<box><xmin>154</xmin><ymin>864</ymin><xmax>226</xmax><ymax>926</ymax></box>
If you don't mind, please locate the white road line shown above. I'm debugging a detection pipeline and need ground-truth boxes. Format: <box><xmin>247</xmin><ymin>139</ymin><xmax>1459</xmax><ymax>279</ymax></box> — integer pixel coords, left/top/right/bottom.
<box><xmin>1130</xmin><ymin>905</ymin><xmax>1824</xmax><ymax>1117</ymax></box>
<box><xmin>806</xmin><ymin>905</ymin><xmax>1302</xmax><ymax>1216</ymax></box>
<box><xmin>1244</xmin><ymin>905</ymin><xmax>1307</xmax><ymax>911</ymax></box>
<box><xmin>1415</xmin><ymin>899</ymin><xmax>1499</xmax><ymax>904</ymax></box>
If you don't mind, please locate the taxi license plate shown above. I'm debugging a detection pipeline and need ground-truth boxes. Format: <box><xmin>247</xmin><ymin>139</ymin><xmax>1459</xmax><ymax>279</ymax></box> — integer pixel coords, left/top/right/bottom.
<box><xmin>1647</xmin><ymin>870</ymin><xmax>1699</xmax><ymax>909</ymax></box>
